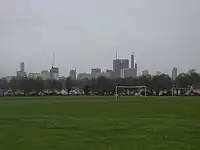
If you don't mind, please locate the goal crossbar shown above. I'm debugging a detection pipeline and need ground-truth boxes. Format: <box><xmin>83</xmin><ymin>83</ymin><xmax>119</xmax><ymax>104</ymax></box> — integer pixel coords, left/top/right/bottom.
<box><xmin>115</xmin><ymin>85</ymin><xmax>147</xmax><ymax>100</ymax></box>
<box><xmin>172</xmin><ymin>88</ymin><xmax>190</xmax><ymax>90</ymax></box>
<box><xmin>172</xmin><ymin>87</ymin><xmax>191</xmax><ymax>96</ymax></box>
<box><xmin>116</xmin><ymin>86</ymin><xmax>146</xmax><ymax>88</ymax></box>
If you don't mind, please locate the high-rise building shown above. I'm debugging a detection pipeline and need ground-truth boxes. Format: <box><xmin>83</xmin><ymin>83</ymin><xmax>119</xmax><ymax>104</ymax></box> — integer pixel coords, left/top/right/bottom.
<box><xmin>113</xmin><ymin>59</ymin><xmax>121</xmax><ymax>72</ymax></box>
<box><xmin>49</xmin><ymin>52</ymin><xmax>59</xmax><ymax>80</ymax></box>
<box><xmin>135</xmin><ymin>63</ymin><xmax>137</xmax><ymax>70</ymax></box>
<box><xmin>20</xmin><ymin>62</ymin><xmax>25</xmax><ymax>72</ymax></box>
<box><xmin>69</xmin><ymin>69</ymin><xmax>77</xmax><ymax>80</ymax></box>
<box><xmin>172</xmin><ymin>67</ymin><xmax>178</xmax><ymax>80</ymax></box>
<box><xmin>50</xmin><ymin>67</ymin><xmax>59</xmax><ymax>80</ymax></box>
<box><xmin>113</xmin><ymin>59</ymin><xmax>121</xmax><ymax>78</ymax></box>
<box><xmin>113</xmin><ymin>59</ymin><xmax>129</xmax><ymax>71</ymax></box>
<box><xmin>113</xmin><ymin>59</ymin><xmax>129</xmax><ymax>78</ymax></box>
<box><xmin>16</xmin><ymin>62</ymin><xmax>26</xmax><ymax>78</ymax></box>
<box><xmin>121</xmin><ymin>59</ymin><xmax>129</xmax><ymax>69</ymax></box>
<box><xmin>131</xmin><ymin>53</ymin><xmax>135</xmax><ymax>68</ymax></box>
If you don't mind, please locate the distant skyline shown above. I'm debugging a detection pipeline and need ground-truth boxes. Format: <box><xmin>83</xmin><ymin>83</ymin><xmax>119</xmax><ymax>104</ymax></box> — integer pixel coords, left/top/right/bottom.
<box><xmin>0</xmin><ymin>0</ymin><xmax>200</xmax><ymax>77</ymax></box>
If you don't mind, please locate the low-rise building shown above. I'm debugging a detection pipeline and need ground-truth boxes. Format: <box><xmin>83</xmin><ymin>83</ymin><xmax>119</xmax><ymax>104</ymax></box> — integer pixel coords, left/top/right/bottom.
<box><xmin>91</xmin><ymin>68</ymin><xmax>101</xmax><ymax>79</ymax></box>
<box><xmin>4</xmin><ymin>76</ymin><xmax>14</xmax><ymax>82</ymax></box>
<box><xmin>77</xmin><ymin>73</ymin><xmax>91</xmax><ymax>80</ymax></box>
<box><xmin>41</xmin><ymin>70</ymin><xmax>50</xmax><ymax>80</ymax></box>
<box><xmin>102</xmin><ymin>70</ymin><xmax>113</xmax><ymax>78</ymax></box>
<box><xmin>16</xmin><ymin>71</ymin><xmax>27</xmax><ymax>78</ymax></box>
<box><xmin>142</xmin><ymin>70</ymin><xmax>149</xmax><ymax>76</ymax></box>
<box><xmin>28</xmin><ymin>73</ymin><xmax>41</xmax><ymax>79</ymax></box>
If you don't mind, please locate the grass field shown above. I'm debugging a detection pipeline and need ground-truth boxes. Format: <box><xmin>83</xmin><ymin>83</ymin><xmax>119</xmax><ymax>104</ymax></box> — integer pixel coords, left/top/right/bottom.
<box><xmin>0</xmin><ymin>96</ymin><xmax>200</xmax><ymax>150</ymax></box>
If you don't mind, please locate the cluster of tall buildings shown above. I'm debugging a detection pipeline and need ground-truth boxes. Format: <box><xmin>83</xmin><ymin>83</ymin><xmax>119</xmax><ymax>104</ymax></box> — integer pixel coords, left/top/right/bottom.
<box><xmin>75</xmin><ymin>53</ymin><xmax>139</xmax><ymax>80</ymax></box>
<box><xmin>113</xmin><ymin>53</ymin><xmax>137</xmax><ymax>78</ymax></box>
<box><xmin>16</xmin><ymin>62</ymin><xmax>59</xmax><ymax>80</ymax></box>
<box><xmin>13</xmin><ymin>53</ymin><xmax>178</xmax><ymax>81</ymax></box>
<box><xmin>76</xmin><ymin>69</ymin><xmax>113</xmax><ymax>80</ymax></box>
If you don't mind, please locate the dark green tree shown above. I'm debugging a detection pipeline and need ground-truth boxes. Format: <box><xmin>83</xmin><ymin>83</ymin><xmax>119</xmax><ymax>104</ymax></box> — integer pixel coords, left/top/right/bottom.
<box><xmin>83</xmin><ymin>84</ymin><xmax>90</xmax><ymax>95</ymax></box>
<box><xmin>34</xmin><ymin>77</ymin><xmax>44</xmax><ymax>95</ymax></box>
<box><xmin>0</xmin><ymin>78</ymin><xmax>9</xmax><ymax>95</ymax></box>
<box><xmin>65</xmin><ymin>77</ymin><xmax>73</xmax><ymax>95</ymax></box>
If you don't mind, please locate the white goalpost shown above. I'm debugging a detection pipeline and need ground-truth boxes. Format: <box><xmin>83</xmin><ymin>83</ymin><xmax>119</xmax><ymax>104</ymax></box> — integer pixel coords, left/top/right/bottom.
<box><xmin>115</xmin><ymin>85</ymin><xmax>147</xmax><ymax>100</ymax></box>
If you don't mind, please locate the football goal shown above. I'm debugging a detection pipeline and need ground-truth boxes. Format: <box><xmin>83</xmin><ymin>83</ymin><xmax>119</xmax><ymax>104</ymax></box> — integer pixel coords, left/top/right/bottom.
<box><xmin>115</xmin><ymin>85</ymin><xmax>147</xmax><ymax>100</ymax></box>
<box><xmin>172</xmin><ymin>87</ymin><xmax>193</xmax><ymax>96</ymax></box>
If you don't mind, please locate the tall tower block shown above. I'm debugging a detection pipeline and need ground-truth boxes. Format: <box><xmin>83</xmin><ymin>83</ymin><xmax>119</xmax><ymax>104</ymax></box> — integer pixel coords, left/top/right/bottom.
<box><xmin>20</xmin><ymin>62</ymin><xmax>25</xmax><ymax>72</ymax></box>
<box><xmin>131</xmin><ymin>53</ymin><xmax>135</xmax><ymax>68</ymax></box>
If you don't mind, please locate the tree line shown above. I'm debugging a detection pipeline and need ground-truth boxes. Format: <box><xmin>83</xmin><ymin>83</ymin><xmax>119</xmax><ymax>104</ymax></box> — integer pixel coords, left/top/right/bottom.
<box><xmin>0</xmin><ymin>69</ymin><xmax>200</xmax><ymax>96</ymax></box>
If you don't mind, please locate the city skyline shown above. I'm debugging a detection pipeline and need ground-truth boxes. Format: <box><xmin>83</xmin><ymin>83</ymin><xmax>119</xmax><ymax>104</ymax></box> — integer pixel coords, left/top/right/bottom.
<box><xmin>0</xmin><ymin>0</ymin><xmax>200</xmax><ymax>77</ymax></box>
<box><xmin>0</xmin><ymin>52</ymin><xmax>199</xmax><ymax>78</ymax></box>
<box><xmin>8</xmin><ymin>56</ymin><xmax>198</xmax><ymax>79</ymax></box>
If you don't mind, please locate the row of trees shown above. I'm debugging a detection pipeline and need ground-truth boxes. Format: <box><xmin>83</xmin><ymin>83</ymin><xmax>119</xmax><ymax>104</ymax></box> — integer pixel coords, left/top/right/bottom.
<box><xmin>0</xmin><ymin>69</ymin><xmax>200</xmax><ymax>96</ymax></box>
<box><xmin>0</xmin><ymin>77</ymin><xmax>72</xmax><ymax>95</ymax></box>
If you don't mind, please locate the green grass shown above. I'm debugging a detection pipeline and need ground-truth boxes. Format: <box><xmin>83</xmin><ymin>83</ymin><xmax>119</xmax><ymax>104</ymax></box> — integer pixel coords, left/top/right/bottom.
<box><xmin>0</xmin><ymin>96</ymin><xmax>200</xmax><ymax>150</ymax></box>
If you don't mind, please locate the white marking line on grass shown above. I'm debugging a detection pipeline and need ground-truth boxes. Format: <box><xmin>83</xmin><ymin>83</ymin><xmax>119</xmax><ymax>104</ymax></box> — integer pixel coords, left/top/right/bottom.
<box><xmin>134</xmin><ymin>117</ymin><xmax>200</xmax><ymax>123</ymax></box>
<box><xmin>0</xmin><ymin>116</ymin><xmax>94</xmax><ymax>120</ymax></box>
<box><xmin>1</xmin><ymin>116</ymin><xmax>200</xmax><ymax>124</ymax></box>
<box><xmin>0</xmin><ymin>115</ymin><xmax>52</xmax><ymax>119</ymax></box>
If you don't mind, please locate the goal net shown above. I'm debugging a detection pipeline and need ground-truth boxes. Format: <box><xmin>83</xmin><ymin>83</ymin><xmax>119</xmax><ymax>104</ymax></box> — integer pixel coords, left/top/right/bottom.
<box><xmin>115</xmin><ymin>86</ymin><xmax>147</xmax><ymax>100</ymax></box>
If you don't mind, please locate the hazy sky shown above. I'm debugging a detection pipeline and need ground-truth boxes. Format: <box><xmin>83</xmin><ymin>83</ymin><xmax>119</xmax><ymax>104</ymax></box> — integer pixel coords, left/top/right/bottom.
<box><xmin>0</xmin><ymin>0</ymin><xmax>200</xmax><ymax>77</ymax></box>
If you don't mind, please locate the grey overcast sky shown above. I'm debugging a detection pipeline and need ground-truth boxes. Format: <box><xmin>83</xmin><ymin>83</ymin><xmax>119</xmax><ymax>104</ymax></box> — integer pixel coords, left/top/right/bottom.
<box><xmin>0</xmin><ymin>0</ymin><xmax>200</xmax><ymax>77</ymax></box>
